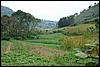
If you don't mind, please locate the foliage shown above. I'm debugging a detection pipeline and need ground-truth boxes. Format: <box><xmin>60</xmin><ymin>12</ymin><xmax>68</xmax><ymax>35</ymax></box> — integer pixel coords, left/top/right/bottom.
<box><xmin>1</xmin><ymin>10</ymin><xmax>41</xmax><ymax>39</ymax></box>
<box><xmin>48</xmin><ymin>24</ymin><xmax>96</xmax><ymax>35</ymax></box>
<box><xmin>54</xmin><ymin>51</ymin><xmax>98</xmax><ymax>66</ymax></box>
<box><xmin>58</xmin><ymin>15</ymin><xmax>75</xmax><ymax>28</ymax></box>
<box><xmin>59</xmin><ymin>34</ymin><xmax>98</xmax><ymax>51</ymax></box>
<box><xmin>95</xmin><ymin>18</ymin><xmax>99</xmax><ymax>29</ymax></box>
<box><xmin>1</xmin><ymin>36</ymin><xmax>11</xmax><ymax>41</ymax></box>
<box><xmin>1</xmin><ymin>3</ymin><xmax>99</xmax><ymax>66</ymax></box>
<box><xmin>1</xmin><ymin>32</ymin><xmax>99</xmax><ymax>66</ymax></box>
<box><xmin>58</xmin><ymin>17</ymin><xmax>68</xmax><ymax>28</ymax></box>
<box><xmin>74</xmin><ymin>3</ymin><xmax>99</xmax><ymax>24</ymax></box>
<box><xmin>1</xmin><ymin>52</ymin><xmax>58</xmax><ymax>66</ymax></box>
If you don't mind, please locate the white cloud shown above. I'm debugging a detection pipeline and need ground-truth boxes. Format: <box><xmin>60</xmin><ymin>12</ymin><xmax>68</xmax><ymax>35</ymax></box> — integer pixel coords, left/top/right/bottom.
<box><xmin>1</xmin><ymin>1</ymin><xmax>99</xmax><ymax>21</ymax></box>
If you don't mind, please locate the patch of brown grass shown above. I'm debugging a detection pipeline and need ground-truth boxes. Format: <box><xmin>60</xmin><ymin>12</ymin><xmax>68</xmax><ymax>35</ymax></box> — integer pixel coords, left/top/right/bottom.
<box><xmin>5</xmin><ymin>42</ymin><xmax>13</xmax><ymax>53</ymax></box>
<box><xmin>30</xmin><ymin>45</ymin><xmax>64</xmax><ymax>59</ymax></box>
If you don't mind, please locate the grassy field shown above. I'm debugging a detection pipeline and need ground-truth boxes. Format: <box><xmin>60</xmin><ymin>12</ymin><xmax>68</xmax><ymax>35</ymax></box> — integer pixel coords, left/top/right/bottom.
<box><xmin>48</xmin><ymin>24</ymin><xmax>96</xmax><ymax>33</ymax></box>
<box><xmin>1</xmin><ymin>23</ymin><xmax>99</xmax><ymax>66</ymax></box>
<box><xmin>1</xmin><ymin>32</ymin><xmax>99</xmax><ymax>66</ymax></box>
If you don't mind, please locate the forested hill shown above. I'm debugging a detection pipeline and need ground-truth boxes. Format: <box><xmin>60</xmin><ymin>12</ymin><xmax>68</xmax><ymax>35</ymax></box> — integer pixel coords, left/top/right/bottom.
<box><xmin>1</xmin><ymin>5</ymin><xmax>14</xmax><ymax>16</ymax></box>
<box><xmin>74</xmin><ymin>3</ymin><xmax>99</xmax><ymax>24</ymax></box>
<box><xmin>57</xmin><ymin>3</ymin><xmax>99</xmax><ymax>28</ymax></box>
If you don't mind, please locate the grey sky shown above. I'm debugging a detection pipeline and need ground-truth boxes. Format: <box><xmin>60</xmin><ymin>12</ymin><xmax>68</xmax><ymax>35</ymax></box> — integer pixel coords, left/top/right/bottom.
<box><xmin>1</xmin><ymin>1</ymin><xmax>99</xmax><ymax>21</ymax></box>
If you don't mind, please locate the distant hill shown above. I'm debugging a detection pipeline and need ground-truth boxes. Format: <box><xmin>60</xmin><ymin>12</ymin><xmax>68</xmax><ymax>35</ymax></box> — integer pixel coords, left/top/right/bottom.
<box><xmin>38</xmin><ymin>19</ymin><xmax>58</xmax><ymax>30</ymax></box>
<box><xmin>1</xmin><ymin>5</ymin><xmax>14</xmax><ymax>16</ymax></box>
<box><xmin>74</xmin><ymin>3</ymin><xmax>99</xmax><ymax>24</ymax></box>
<box><xmin>1</xmin><ymin>5</ymin><xmax>57</xmax><ymax>30</ymax></box>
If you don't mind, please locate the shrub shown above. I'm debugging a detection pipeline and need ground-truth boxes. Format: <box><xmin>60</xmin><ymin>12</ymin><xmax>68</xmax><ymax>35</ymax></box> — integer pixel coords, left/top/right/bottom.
<box><xmin>36</xmin><ymin>36</ymin><xmax>40</xmax><ymax>39</ymax></box>
<box><xmin>1</xmin><ymin>36</ymin><xmax>11</xmax><ymax>41</ymax></box>
<box><xmin>14</xmin><ymin>37</ymin><xmax>23</xmax><ymax>40</ymax></box>
<box><xmin>46</xmin><ymin>30</ymin><xmax>48</xmax><ymax>32</ymax></box>
<box><xmin>59</xmin><ymin>36</ymin><xmax>84</xmax><ymax>50</ymax></box>
<box><xmin>59</xmin><ymin>34</ymin><xmax>98</xmax><ymax>51</ymax></box>
<box><xmin>53</xmin><ymin>31</ymin><xmax>57</xmax><ymax>33</ymax></box>
<box><xmin>62</xmin><ymin>31</ymin><xmax>67</xmax><ymax>35</ymax></box>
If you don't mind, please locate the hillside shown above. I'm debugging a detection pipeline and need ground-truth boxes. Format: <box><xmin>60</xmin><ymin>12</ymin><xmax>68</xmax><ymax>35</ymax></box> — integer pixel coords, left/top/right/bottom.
<box><xmin>1</xmin><ymin>5</ymin><xmax>57</xmax><ymax>30</ymax></box>
<box><xmin>1</xmin><ymin>2</ymin><xmax>99</xmax><ymax>66</ymax></box>
<box><xmin>48</xmin><ymin>24</ymin><xmax>96</xmax><ymax>34</ymax></box>
<box><xmin>74</xmin><ymin>3</ymin><xmax>99</xmax><ymax>24</ymax></box>
<box><xmin>38</xmin><ymin>19</ymin><xmax>58</xmax><ymax>30</ymax></box>
<box><xmin>1</xmin><ymin>5</ymin><xmax>14</xmax><ymax>16</ymax></box>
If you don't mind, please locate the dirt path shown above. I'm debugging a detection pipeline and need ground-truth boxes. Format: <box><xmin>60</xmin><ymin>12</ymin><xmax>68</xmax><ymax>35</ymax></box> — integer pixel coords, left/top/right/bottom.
<box><xmin>30</xmin><ymin>45</ymin><xmax>64</xmax><ymax>59</ymax></box>
<box><xmin>5</xmin><ymin>42</ymin><xmax>12</xmax><ymax>53</ymax></box>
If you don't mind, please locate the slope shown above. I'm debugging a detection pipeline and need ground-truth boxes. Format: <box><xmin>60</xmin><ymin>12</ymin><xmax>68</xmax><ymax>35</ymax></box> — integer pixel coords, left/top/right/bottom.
<box><xmin>1</xmin><ymin>5</ymin><xmax>14</xmax><ymax>16</ymax></box>
<box><xmin>74</xmin><ymin>3</ymin><xmax>99</xmax><ymax>24</ymax></box>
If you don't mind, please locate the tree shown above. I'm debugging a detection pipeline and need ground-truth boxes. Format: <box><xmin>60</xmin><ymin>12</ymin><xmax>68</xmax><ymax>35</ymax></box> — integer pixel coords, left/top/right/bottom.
<box><xmin>67</xmin><ymin>15</ymin><xmax>75</xmax><ymax>26</ymax></box>
<box><xmin>88</xmin><ymin>5</ymin><xmax>92</xmax><ymax>9</ymax></box>
<box><xmin>1</xmin><ymin>10</ymin><xmax>41</xmax><ymax>38</ymax></box>
<box><xmin>1</xmin><ymin>15</ymin><xmax>16</xmax><ymax>36</ymax></box>
<box><xmin>94</xmin><ymin>3</ymin><xmax>96</xmax><ymax>5</ymax></box>
<box><xmin>58</xmin><ymin>15</ymin><xmax>75</xmax><ymax>28</ymax></box>
<box><xmin>58</xmin><ymin>17</ymin><xmax>69</xmax><ymax>28</ymax></box>
<box><xmin>95</xmin><ymin>19</ymin><xmax>99</xmax><ymax>28</ymax></box>
<box><xmin>31</xmin><ymin>18</ymin><xmax>41</xmax><ymax>29</ymax></box>
<box><xmin>11</xmin><ymin>10</ymin><xmax>41</xmax><ymax>37</ymax></box>
<box><xmin>82</xmin><ymin>9</ymin><xmax>86</xmax><ymax>12</ymax></box>
<box><xmin>74</xmin><ymin>13</ymin><xmax>78</xmax><ymax>17</ymax></box>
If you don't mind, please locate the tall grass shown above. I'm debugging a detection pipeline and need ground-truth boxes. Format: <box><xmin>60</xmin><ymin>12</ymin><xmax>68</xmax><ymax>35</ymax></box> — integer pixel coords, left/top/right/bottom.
<box><xmin>59</xmin><ymin>34</ymin><xmax>99</xmax><ymax>51</ymax></box>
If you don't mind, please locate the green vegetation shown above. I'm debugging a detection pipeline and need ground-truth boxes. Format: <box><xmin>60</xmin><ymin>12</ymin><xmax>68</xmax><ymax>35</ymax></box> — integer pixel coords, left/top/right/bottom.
<box><xmin>1</xmin><ymin>32</ymin><xmax>99</xmax><ymax>66</ymax></box>
<box><xmin>1</xmin><ymin>10</ymin><xmax>41</xmax><ymax>40</ymax></box>
<box><xmin>74</xmin><ymin>3</ymin><xmax>99</xmax><ymax>24</ymax></box>
<box><xmin>1</xmin><ymin>2</ymin><xmax>99</xmax><ymax>66</ymax></box>
<box><xmin>57</xmin><ymin>3</ymin><xmax>99</xmax><ymax>28</ymax></box>
<box><xmin>58</xmin><ymin>15</ymin><xmax>74</xmax><ymax>28</ymax></box>
<box><xmin>59</xmin><ymin>34</ymin><xmax>98</xmax><ymax>51</ymax></box>
<box><xmin>48</xmin><ymin>24</ymin><xmax>97</xmax><ymax>35</ymax></box>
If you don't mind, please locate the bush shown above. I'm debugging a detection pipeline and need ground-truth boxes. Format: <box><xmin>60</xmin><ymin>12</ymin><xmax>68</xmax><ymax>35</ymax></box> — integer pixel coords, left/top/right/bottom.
<box><xmin>53</xmin><ymin>31</ymin><xmax>57</xmax><ymax>33</ymax></box>
<box><xmin>1</xmin><ymin>36</ymin><xmax>11</xmax><ymax>41</ymax></box>
<box><xmin>83</xmin><ymin>27</ymin><xmax>98</xmax><ymax>35</ymax></box>
<box><xmin>36</xmin><ymin>36</ymin><xmax>40</xmax><ymax>39</ymax></box>
<box><xmin>59</xmin><ymin>33</ymin><xmax>99</xmax><ymax>51</ymax></box>
<box><xmin>14</xmin><ymin>37</ymin><xmax>23</xmax><ymax>40</ymax></box>
<box><xmin>59</xmin><ymin>36</ymin><xmax>85</xmax><ymax>50</ymax></box>
<box><xmin>46</xmin><ymin>30</ymin><xmax>48</xmax><ymax>32</ymax></box>
<box><xmin>26</xmin><ymin>35</ymin><xmax>36</xmax><ymax>39</ymax></box>
<box><xmin>62</xmin><ymin>31</ymin><xmax>67</xmax><ymax>35</ymax></box>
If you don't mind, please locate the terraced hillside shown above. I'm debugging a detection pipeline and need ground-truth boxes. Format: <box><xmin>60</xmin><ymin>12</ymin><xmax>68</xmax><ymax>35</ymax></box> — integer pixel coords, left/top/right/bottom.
<box><xmin>1</xmin><ymin>32</ymin><xmax>99</xmax><ymax>66</ymax></box>
<box><xmin>48</xmin><ymin>24</ymin><xmax>96</xmax><ymax>34</ymax></box>
<box><xmin>1</xmin><ymin>33</ymin><xmax>65</xmax><ymax>66</ymax></box>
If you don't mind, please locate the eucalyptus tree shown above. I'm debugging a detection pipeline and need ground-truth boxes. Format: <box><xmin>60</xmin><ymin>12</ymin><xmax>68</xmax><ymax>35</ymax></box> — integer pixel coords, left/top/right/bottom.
<box><xmin>11</xmin><ymin>10</ymin><xmax>41</xmax><ymax>37</ymax></box>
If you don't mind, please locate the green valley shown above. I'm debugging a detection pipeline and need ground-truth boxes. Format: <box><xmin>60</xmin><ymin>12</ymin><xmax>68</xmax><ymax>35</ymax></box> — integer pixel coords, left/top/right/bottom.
<box><xmin>1</xmin><ymin>1</ymin><xmax>99</xmax><ymax>66</ymax></box>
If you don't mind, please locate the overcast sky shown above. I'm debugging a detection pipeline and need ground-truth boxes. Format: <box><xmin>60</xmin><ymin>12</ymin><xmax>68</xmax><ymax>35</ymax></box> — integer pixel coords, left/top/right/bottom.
<box><xmin>1</xmin><ymin>1</ymin><xmax>99</xmax><ymax>21</ymax></box>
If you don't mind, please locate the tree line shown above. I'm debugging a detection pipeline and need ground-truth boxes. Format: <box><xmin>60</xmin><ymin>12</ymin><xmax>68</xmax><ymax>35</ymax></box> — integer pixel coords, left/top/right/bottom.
<box><xmin>57</xmin><ymin>3</ymin><xmax>99</xmax><ymax>28</ymax></box>
<box><xmin>58</xmin><ymin>15</ymin><xmax>75</xmax><ymax>28</ymax></box>
<box><xmin>1</xmin><ymin>10</ymin><xmax>41</xmax><ymax>40</ymax></box>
